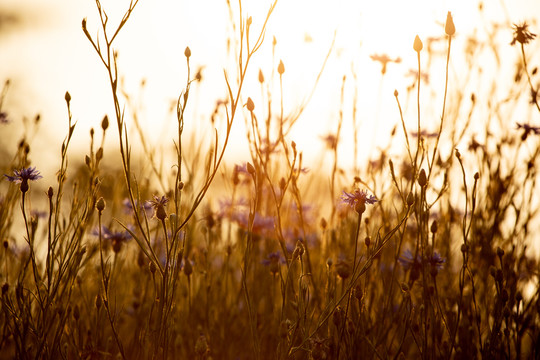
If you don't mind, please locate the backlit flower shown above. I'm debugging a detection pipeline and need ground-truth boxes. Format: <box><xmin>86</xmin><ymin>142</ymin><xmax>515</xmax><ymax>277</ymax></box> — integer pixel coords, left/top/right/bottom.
<box><xmin>4</xmin><ymin>166</ymin><xmax>42</xmax><ymax>193</ymax></box>
<box><xmin>147</xmin><ymin>195</ymin><xmax>169</xmax><ymax>220</ymax></box>
<box><xmin>511</xmin><ymin>22</ymin><xmax>536</xmax><ymax>46</ymax></box>
<box><xmin>340</xmin><ymin>189</ymin><xmax>377</xmax><ymax>208</ymax></box>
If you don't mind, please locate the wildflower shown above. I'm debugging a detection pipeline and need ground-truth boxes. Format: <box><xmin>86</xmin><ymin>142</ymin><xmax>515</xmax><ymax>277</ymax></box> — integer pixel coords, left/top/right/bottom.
<box><xmin>511</xmin><ymin>22</ymin><xmax>536</xmax><ymax>46</ymax></box>
<box><xmin>370</xmin><ymin>53</ymin><xmax>401</xmax><ymax>75</ymax></box>
<box><xmin>516</xmin><ymin>122</ymin><xmax>540</xmax><ymax>140</ymax></box>
<box><xmin>123</xmin><ymin>198</ymin><xmax>153</xmax><ymax>216</ymax></box>
<box><xmin>147</xmin><ymin>195</ymin><xmax>169</xmax><ymax>221</ymax></box>
<box><xmin>93</xmin><ymin>226</ymin><xmax>132</xmax><ymax>253</ymax></box>
<box><xmin>340</xmin><ymin>189</ymin><xmax>377</xmax><ymax>209</ymax></box>
<box><xmin>398</xmin><ymin>249</ymin><xmax>445</xmax><ymax>275</ymax></box>
<box><xmin>4</xmin><ymin>166</ymin><xmax>42</xmax><ymax>193</ymax></box>
<box><xmin>262</xmin><ymin>252</ymin><xmax>285</xmax><ymax>275</ymax></box>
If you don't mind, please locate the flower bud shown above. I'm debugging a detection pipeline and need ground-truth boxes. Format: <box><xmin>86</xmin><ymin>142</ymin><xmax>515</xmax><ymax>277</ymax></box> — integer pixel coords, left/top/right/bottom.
<box><xmin>96</xmin><ymin>197</ymin><xmax>106</xmax><ymax>212</ymax></box>
<box><xmin>246</xmin><ymin>97</ymin><xmax>255</xmax><ymax>112</ymax></box>
<box><xmin>418</xmin><ymin>168</ymin><xmax>427</xmax><ymax>187</ymax></box>
<box><xmin>413</xmin><ymin>35</ymin><xmax>423</xmax><ymax>52</ymax></box>
<box><xmin>445</xmin><ymin>12</ymin><xmax>455</xmax><ymax>36</ymax></box>
<box><xmin>101</xmin><ymin>115</ymin><xmax>109</xmax><ymax>131</ymax></box>
<box><xmin>184</xmin><ymin>46</ymin><xmax>191</xmax><ymax>59</ymax></box>
<box><xmin>278</xmin><ymin>60</ymin><xmax>285</xmax><ymax>75</ymax></box>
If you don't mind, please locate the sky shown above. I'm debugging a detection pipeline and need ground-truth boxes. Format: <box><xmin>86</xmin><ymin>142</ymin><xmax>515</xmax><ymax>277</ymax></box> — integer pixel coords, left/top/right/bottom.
<box><xmin>1</xmin><ymin>0</ymin><xmax>539</xmax><ymax>178</ymax></box>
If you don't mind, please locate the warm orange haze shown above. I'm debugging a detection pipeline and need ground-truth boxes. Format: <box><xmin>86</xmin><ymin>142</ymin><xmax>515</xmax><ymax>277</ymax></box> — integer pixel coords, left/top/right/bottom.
<box><xmin>0</xmin><ymin>0</ymin><xmax>539</xmax><ymax>359</ymax></box>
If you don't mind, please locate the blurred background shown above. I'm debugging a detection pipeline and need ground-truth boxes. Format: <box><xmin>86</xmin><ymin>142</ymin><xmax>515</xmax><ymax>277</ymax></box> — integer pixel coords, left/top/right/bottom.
<box><xmin>0</xmin><ymin>0</ymin><xmax>539</xmax><ymax>179</ymax></box>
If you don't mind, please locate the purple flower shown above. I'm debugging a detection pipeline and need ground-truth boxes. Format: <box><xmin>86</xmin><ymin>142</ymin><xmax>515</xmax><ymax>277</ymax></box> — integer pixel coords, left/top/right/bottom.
<box><xmin>123</xmin><ymin>198</ymin><xmax>153</xmax><ymax>216</ymax></box>
<box><xmin>398</xmin><ymin>249</ymin><xmax>445</xmax><ymax>275</ymax></box>
<box><xmin>262</xmin><ymin>252</ymin><xmax>286</xmax><ymax>275</ymax></box>
<box><xmin>340</xmin><ymin>189</ymin><xmax>377</xmax><ymax>208</ymax></box>
<box><xmin>4</xmin><ymin>167</ymin><xmax>42</xmax><ymax>183</ymax></box>
<box><xmin>4</xmin><ymin>167</ymin><xmax>42</xmax><ymax>193</ymax></box>
<box><xmin>147</xmin><ymin>195</ymin><xmax>169</xmax><ymax>220</ymax></box>
<box><xmin>93</xmin><ymin>226</ymin><xmax>132</xmax><ymax>253</ymax></box>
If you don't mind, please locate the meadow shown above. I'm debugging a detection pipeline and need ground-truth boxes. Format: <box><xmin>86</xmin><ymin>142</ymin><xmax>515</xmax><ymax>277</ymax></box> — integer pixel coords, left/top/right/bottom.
<box><xmin>1</xmin><ymin>1</ymin><xmax>539</xmax><ymax>359</ymax></box>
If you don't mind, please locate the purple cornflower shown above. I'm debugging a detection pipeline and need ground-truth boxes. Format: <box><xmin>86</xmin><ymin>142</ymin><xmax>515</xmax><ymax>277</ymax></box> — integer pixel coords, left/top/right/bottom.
<box><xmin>123</xmin><ymin>198</ymin><xmax>153</xmax><ymax>216</ymax></box>
<box><xmin>4</xmin><ymin>166</ymin><xmax>42</xmax><ymax>193</ymax></box>
<box><xmin>398</xmin><ymin>249</ymin><xmax>446</xmax><ymax>276</ymax></box>
<box><xmin>93</xmin><ymin>226</ymin><xmax>132</xmax><ymax>253</ymax></box>
<box><xmin>511</xmin><ymin>22</ymin><xmax>536</xmax><ymax>46</ymax></box>
<box><xmin>340</xmin><ymin>189</ymin><xmax>377</xmax><ymax>209</ymax></box>
<box><xmin>147</xmin><ymin>195</ymin><xmax>169</xmax><ymax>220</ymax></box>
<box><xmin>261</xmin><ymin>252</ymin><xmax>286</xmax><ymax>275</ymax></box>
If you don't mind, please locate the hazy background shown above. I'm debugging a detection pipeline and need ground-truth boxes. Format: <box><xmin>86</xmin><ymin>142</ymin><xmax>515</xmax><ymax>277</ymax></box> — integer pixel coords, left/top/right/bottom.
<box><xmin>1</xmin><ymin>0</ymin><xmax>539</xmax><ymax>181</ymax></box>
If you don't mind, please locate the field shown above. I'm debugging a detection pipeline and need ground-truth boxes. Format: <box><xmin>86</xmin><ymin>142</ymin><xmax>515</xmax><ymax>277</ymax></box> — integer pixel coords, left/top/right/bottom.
<box><xmin>1</xmin><ymin>1</ymin><xmax>539</xmax><ymax>359</ymax></box>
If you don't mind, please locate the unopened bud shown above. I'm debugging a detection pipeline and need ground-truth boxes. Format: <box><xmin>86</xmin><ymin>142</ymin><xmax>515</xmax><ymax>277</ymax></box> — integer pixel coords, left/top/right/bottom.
<box><xmin>184</xmin><ymin>46</ymin><xmax>191</xmax><ymax>59</ymax></box>
<box><xmin>278</xmin><ymin>60</ymin><xmax>285</xmax><ymax>75</ymax></box>
<box><xmin>246</xmin><ymin>97</ymin><xmax>255</xmax><ymax>112</ymax></box>
<box><xmin>101</xmin><ymin>115</ymin><xmax>109</xmax><ymax>131</ymax></box>
<box><xmin>96</xmin><ymin>197</ymin><xmax>106</xmax><ymax>212</ymax></box>
<box><xmin>445</xmin><ymin>12</ymin><xmax>456</xmax><ymax>36</ymax></box>
<box><xmin>418</xmin><ymin>168</ymin><xmax>427</xmax><ymax>187</ymax></box>
<box><xmin>413</xmin><ymin>35</ymin><xmax>423</xmax><ymax>52</ymax></box>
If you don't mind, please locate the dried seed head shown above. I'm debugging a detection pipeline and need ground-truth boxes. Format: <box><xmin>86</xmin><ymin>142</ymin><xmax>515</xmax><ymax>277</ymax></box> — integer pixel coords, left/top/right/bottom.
<box><xmin>445</xmin><ymin>12</ymin><xmax>455</xmax><ymax>36</ymax></box>
<box><xmin>413</xmin><ymin>35</ymin><xmax>423</xmax><ymax>52</ymax></box>
<box><xmin>184</xmin><ymin>46</ymin><xmax>191</xmax><ymax>59</ymax></box>
<box><xmin>496</xmin><ymin>247</ymin><xmax>505</xmax><ymax>258</ymax></box>
<box><xmin>394</xmin><ymin>89</ymin><xmax>399</xmax><ymax>97</ymax></box>
<box><xmin>65</xmin><ymin>91</ymin><xmax>71</xmax><ymax>104</ymax></box>
<box><xmin>258</xmin><ymin>69</ymin><xmax>265</xmax><ymax>83</ymax></box>
<box><xmin>48</xmin><ymin>186</ymin><xmax>54</xmax><ymax>198</ymax></box>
